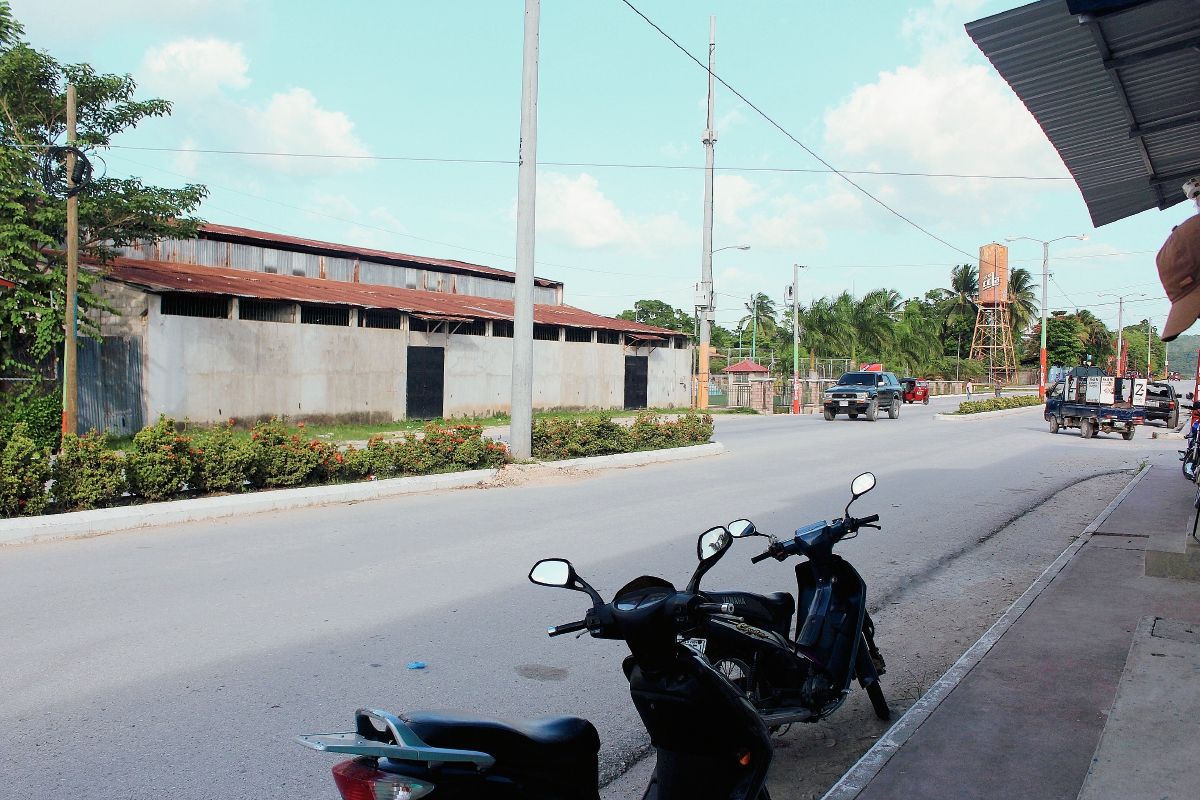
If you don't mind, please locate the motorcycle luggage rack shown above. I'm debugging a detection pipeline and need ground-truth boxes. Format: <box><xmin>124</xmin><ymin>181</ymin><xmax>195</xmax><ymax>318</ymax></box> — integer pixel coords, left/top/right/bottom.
<box><xmin>297</xmin><ymin>708</ymin><xmax>496</xmax><ymax>769</ymax></box>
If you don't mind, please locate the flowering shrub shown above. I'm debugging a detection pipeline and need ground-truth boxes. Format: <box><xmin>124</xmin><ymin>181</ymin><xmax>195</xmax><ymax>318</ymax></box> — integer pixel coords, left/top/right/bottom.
<box><xmin>127</xmin><ymin>415</ymin><xmax>194</xmax><ymax>502</ymax></box>
<box><xmin>532</xmin><ymin>412</ymin><xmax>713</xmax><ymax>461</ymax></box>
<box><xmin>190</xmin><ymin>422</ymin><xmax>254</xmax><ymax>494</ymax></box>
<box><xmin>955</xmin><ymin>395</ymin><xmax>1043</xmax><ymax>415</ymax></box>
<box><xmin>51</xmin><ymin>431</ymin><xmax>127</xmax><ymax>509</ymax></box>
<box><xmin>247</xmin><ymin>418</ymin><xmax>322</xmax><ymax>488</ymax></box>
<box><xmin>0</xmin><ymin>423</ymin><xmax>51</xmax><ymax>517</ymax></box>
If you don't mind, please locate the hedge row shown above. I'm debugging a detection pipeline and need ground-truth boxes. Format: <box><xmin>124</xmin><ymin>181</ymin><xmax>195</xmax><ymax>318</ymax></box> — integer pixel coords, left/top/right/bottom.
<box><xmin>0</xmin><ymin>387</ymin><xmax>62</xmax><ymax>451</ymax></box>
<box><xmin>532</xmin><ymin>411</ymin><xmax>714</xmax><ymax>460</ymax></box>
<box><xmin>0</xmin><ymin>416</ymin><xmax>508</xmax><ymax>518</ymax></box>
<box><xmin>955</xmin><ymin>395</ymin><xmax>1044</xmax><ymax>415</ymax></box>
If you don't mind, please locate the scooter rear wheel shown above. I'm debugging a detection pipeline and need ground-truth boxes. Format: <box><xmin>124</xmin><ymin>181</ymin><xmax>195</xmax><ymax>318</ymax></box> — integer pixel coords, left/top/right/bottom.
<box><xmin>867</xmin><ymin>681</ymin><xmax>891</xmax><ymax>721</ymax></box>
<box><xmin>712</xmin><ymin>657</ymin><xmax>753</xmax><ymax>693</ymax></box>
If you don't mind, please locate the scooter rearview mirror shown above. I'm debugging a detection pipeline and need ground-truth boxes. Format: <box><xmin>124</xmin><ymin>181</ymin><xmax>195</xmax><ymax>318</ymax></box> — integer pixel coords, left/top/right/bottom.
<box><xmin>851</xmin><ymin>472</ymin><xmax>876</xmax><ymax>498</ymax></box>
<box><xmin>529</xmin><ymin>559</ymin><xmax>572</xmax><ymax>587</ymax></box>
<box><xmin>697</xmin><ymin>527</ymin><xmax>731</xmax><ymax>561</ymax></box>
<box><xmin>727</xmin><ymin>519</ymin><xmax>757</xmax><ymax>538</ymax></box>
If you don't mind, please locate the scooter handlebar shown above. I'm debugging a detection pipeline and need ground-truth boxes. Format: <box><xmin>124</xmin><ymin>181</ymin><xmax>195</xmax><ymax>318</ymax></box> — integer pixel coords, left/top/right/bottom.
<box><xmin>548</xmin><ymin>620</ymin><xmax>588</xmax><ymax>637</ymax></box>
<box><xmin>856</xmin><ymin>514</ymin><xmax>880</xmax><ymax>527</ymax></box>
<box><xmin>750</xmin><ymin>550</ymin><xmax>773</xmax><ymax>564</ymax></box>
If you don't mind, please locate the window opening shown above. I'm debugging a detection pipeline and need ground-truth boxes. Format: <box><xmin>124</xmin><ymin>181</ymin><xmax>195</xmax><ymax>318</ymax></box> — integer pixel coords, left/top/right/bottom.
<box><xmin>455</xmin><ymin>319</ymin><xmax>487</xmax><ymax>336</ymax></box>
<box><xmin>300</xmin><ymin>305</ymin><xmax>350</xmax><ymax>326</ymax></box>
<box><xmin>597</xmin><ymin>330</ymin><xmax>622</xmax><ymax>345</ymax></box>
<box><xmin>533</xmin><ymin>324</ymin><xmax>560</xmax><ymax>341</ymax></box>
<box><xmin>564</xmin><ymin>327</ymin><xmax>593</xmax><ymax>343</ymax></box>
<box><xmin>492</xmin><ymin>320</ymin><xmax>514</xmax><ymax>338</ymax></box>
<box><xmin>239</xmin><ymin>299</ymin><xmax>293</xmax><ymax>323</ymax></box>
<box><xmin>160</xmin><ymin>293</ymin><xmax>227</xmax><ymax>319</ymax></box>
<box><xmin>361</xmin><ymin>309</ymin><xmax>402</xmax><ymax>329</ymax></box>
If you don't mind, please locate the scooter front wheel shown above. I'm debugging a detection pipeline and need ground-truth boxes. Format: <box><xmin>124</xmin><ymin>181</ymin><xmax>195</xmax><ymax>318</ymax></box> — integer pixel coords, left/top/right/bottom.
<box><xmin>866</xmin><ymin>681</ymin><xmax>890</xmax><ymax>721</ymax></box>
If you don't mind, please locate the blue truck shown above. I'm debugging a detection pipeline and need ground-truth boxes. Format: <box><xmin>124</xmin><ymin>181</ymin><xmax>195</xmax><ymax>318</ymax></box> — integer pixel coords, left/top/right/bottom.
<box><xmin>1044</xmin><ymin>366</ymin><xmax>1146</xmax><ymax>440</ymax></box>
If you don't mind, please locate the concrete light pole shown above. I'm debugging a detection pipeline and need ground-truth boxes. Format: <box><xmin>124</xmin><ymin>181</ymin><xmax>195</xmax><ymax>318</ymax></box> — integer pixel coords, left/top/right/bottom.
<box><xmin>1099</xmin><ymin>292</ymin><xmax>1145</xmax><ymax>377</ymax></box>
<box><xmin>791</xmin><ymin>264</ymin><xmax>806</xmax><ymax>414</ymax></box>
<box><xmin>509</xmin><ymin>0</ymin><xmax>540</xmax><ymax>461</ymax></box>
<box><xmin>63</xmin><ymin>84</ymin><xmax>79</xmax><ymax>436</ymax></box>
<box><xmin>1005</xmin><ymin>234</ymin><xmax>1088</xmax><ymax>399</ymax></box>
<box><xmin>696</xmin><ymin>15</ymin><xmax>716</xmax><ymax>410</ymax></box>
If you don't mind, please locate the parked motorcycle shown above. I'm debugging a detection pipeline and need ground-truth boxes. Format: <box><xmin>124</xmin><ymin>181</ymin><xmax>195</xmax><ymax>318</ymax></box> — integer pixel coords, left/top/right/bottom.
<box><xmin>296</xmin><ymin>539</ymin><xmax>774</xmax><ymax>800</ymax></box>
<box><xmin>684</xmin><ymin>472</ymin><xmax>891</xmax><ymax>728</ymax></box>
<box><xmin>1180</xmin><ymin>407</ymin><xmax>1200</xmax><ymax>480</ymax></box>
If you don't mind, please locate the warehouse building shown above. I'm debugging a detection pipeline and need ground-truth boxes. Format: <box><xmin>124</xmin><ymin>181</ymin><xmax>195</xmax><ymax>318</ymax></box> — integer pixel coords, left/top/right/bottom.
<box><xmin>80</xmin><ymin>226</ymin><xmax>691</xmax><ymax>433</ymax></box>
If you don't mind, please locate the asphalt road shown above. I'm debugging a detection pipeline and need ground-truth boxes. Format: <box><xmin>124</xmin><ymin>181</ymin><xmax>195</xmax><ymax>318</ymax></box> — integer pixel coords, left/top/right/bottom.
<box><xmin>0</xmin><ymin>396</ymin><xmax>1175</xmax><ymax>799</ymax></box>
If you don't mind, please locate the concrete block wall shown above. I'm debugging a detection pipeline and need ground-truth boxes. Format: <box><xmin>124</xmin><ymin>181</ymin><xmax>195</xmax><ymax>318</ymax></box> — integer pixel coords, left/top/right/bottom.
<box><xmin>91</xmin><ymin>281</ymin><xmax>149</xmax><ymax>337</ymax></box>
<box><xmin>108</xmin><ymin>282</ymin><xmax>692</xmax><ymax>425</ymax></box>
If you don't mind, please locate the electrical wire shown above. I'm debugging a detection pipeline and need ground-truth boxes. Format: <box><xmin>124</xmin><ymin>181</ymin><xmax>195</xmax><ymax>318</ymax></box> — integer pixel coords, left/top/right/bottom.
<box><xmin>88</xmin><ymin>144</ymin><xmax>1071</xmax><ymax>182</ymax></box>
<box><xmin>616</xmin><ymin>0</ymin><xmax>986</xmax><ymax>265</ymax></box>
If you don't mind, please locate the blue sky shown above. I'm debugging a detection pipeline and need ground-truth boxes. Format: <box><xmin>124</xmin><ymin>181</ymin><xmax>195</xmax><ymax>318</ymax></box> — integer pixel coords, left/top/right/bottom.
<box><xmin>15</xmin><ymin>0</ymin><xmax>1196</xmax><ymax>342</ymax></box>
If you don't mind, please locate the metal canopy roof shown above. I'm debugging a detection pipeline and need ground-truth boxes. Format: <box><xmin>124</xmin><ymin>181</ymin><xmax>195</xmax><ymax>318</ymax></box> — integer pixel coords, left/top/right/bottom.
<box><xmin>966</xmin><ymin>0</ymin><xmax>1200</xmax><ymax>226</ymax></box>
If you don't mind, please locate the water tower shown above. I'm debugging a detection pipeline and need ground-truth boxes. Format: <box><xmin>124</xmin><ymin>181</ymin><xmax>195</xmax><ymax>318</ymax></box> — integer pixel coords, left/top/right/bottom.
<box><xmin>969</xmin><ymin>243</ymin><xmax>1019</xmax><ymax>385</ymax></box>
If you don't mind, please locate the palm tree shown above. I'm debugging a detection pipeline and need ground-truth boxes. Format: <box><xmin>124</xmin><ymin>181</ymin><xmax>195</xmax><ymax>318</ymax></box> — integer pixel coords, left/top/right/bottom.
<box><xmin>943</xmin><ymin>264</ymin><xmax>978</xmax><ymax>328</ymax></box>
<box><xmin>737</xmin><ymin>293</ymin><xmax>778</xmax><ymax>361</ymax></box>
<box><xmin>1007</xmin><ymin>268</ymin><xmax>1039</xmax><ymax>337</ymax></box>
<box><xmin>893</xmin><ymin>299</ymin><xmax>943</xmax><ymax>373</ymax></box>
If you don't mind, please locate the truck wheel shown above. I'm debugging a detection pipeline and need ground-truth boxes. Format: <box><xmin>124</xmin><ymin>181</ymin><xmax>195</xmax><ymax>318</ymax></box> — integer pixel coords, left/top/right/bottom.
<box><xmin>888</xmin><ymin>399</ymin><xmax>900</xmax><ymax>419</ymax></box>
<box><xmin>824</xmin><ymin>407</ymin><xmax>835</xmax><ymax>421</ymax></box>
<box><xmin>1049</xmin><ymin>416</ymin><xmax>1059</xmax><ymax>434</ymax></box>
<box><xmin>1170</xmin><ymin>409</ymin><xmax>1179</xmax><ymax>429</ymax></box>
<box><xmin>923</xmin><ymin>397</ymin><xmax>929</xmax><ymax>405</ymax></box>
<box><xmin>865</xmin><ymin>401</ymin><xmax>878</xmax><ymax>422</ymax></box>
<box><xmin>1123</xmin><ymin>428</ymin><xmax>1136</xmax><ymax>441</ymax></box>
<box><xmin>1081</xmin><ymin>419</ymin><xmax>1094</xmax><ymax>439</ymax></box>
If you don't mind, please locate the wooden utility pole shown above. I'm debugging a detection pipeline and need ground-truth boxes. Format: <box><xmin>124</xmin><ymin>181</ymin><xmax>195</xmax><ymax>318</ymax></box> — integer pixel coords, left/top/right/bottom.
<box><xmin>62</xmin><ymin>84</ymin><xmax>79</xmax><ymax>436</ymax></box>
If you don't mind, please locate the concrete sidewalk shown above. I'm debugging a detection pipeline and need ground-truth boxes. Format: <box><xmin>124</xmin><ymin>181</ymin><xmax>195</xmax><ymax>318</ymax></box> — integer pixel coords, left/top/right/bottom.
<box><xmin>831</xmin><ymin>456</ymin><xmax>1200</xmax><ymax>800</ymax></box>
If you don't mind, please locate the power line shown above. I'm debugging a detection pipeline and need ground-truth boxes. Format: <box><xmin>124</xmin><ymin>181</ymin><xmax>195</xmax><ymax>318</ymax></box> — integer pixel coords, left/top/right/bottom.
<box><xmin>89</xmin><ymin>144</ymin><xmax>1071</xmax><ymax>182</ymax></box>
<box><xmin>616</xmin><ymin>0</ymin><xmax>988</xmax><ymax>265</ymax></box>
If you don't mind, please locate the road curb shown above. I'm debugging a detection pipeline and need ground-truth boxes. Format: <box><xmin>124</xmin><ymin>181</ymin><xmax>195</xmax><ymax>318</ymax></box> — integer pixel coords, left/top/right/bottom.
<box><xmin>537</xmin><ymin>441</ymin><xmax>724</xmax><ymax>471</ymax></box>
<box><xmin>933</xmin><ymin>404</ymin><xmax>1043</xmax><ymax>421</ymax></box>
<box><xmin>821</xmin><ymin>463</ymin><xmax>1152</xmax><ymax>800</ymax></box>
<box><xmin>0</xmin><ymin>469</ymin><xmax>498</xmax><ymax>547</ymax></box>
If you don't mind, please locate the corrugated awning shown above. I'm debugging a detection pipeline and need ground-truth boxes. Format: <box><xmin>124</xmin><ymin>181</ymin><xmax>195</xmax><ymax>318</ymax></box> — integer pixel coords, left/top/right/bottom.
<box><xmin>966</xmin><ymin>0</ymin><xmax>1200</xmax><ymax>226</ymax></box>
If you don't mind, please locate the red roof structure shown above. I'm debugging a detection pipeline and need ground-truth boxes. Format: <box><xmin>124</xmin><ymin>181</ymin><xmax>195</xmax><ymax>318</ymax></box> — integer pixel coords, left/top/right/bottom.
<box><xmin>196</xmin><ymin>224</ymin><xmax>562</xmax><ymax>289</ymax></box>
<box><xmin>95</xmin><ymin>256</ymin><xmax>680</xmax><ymax>337</ymax></box>
<box><xmin>0</xmin><ymin>276</ymin><xmax>14</xmax><ymax>289</ymax></box>
<box><xmin>723</xmin><ymin>359</ymin><xmax>770</xmax><ymax>374</ymax></box>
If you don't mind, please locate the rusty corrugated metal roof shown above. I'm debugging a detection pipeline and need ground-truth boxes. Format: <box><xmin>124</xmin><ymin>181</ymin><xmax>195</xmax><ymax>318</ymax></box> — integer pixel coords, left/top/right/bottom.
<box><xmin>97</xmin><ymin>256</ymin><xmax>682</xmax><ymax>336</ymax></box>
<box><xmin>966</xmin><ymin>0</ymin><xmax>1200</xmax><ymax>226</ymax></box>
<box><xmin>198</xmin><ymin>223</ymin><xmax>562</xmax><ymax>288</ymax></box>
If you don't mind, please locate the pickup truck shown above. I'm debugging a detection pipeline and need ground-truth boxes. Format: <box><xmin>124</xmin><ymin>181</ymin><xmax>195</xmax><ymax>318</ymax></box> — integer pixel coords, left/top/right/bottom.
<box><xmin>1044</xmin><ymin>374</ymin><xmax>1145</xmax><ymax>440</ymax></box>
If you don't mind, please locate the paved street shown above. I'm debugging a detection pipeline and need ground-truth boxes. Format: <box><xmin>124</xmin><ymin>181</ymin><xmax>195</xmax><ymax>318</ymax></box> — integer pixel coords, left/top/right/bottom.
<box><xmin>0</xmin><ymin>396</ymin><xmax>1175</xmax><ymax>799</ymax></box>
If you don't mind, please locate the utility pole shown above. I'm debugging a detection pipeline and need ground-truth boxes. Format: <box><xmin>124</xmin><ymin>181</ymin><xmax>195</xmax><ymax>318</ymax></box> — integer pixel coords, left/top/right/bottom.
<box><xmin>790</xmin><ymin>265</ymin><xmax>805</xmax><ymax>415</ymax></box>
<box><xmin>1115</xmin><ymin>298</ymin><xmax>1123</xmax><ymax>377</ymax></box>
<box><xmin>509</xmin><ymin>0</ymin><xmax>539</xmax><ymax>461</ymax></box>
<box><xmin>695</xmin><ymin>15</ymin><xmax>716</xmax><ymax>410</ymax></box>
<box><xmin>1147</xmin><ymin>317</ymin><xmax>1152</xmax><ymax>378</ymax></box>
<box><xmin>63</xmin><ymin>84</ymin><xmax>79</xmax><ymax>437</ymax></box>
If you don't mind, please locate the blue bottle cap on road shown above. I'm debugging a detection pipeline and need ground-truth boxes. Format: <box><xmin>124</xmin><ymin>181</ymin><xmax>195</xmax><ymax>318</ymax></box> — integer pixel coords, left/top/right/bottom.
<box><xmin>407</xmin><ymin>661</ymin><xmax>426</xmax><ymax>670</ymax></box>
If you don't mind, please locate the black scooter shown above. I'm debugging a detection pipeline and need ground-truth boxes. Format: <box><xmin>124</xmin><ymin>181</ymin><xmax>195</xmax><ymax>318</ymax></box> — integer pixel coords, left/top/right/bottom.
<box><xmin>296</xmin><ymin>536</ymin><xmax>773</xmax><ymax>800</ymax></box>
<box><xmin>685</xmin><ymin>471</ymin><xmax>891</xmax><ymax>728</ymax></box>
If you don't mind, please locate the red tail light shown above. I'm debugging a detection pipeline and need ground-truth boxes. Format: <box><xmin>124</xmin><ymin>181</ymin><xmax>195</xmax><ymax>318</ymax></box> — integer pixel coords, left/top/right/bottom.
<box><xmin>331</xmin><ymin>759</ymin><xmax>434</xmax><ymax>800</ymax></box>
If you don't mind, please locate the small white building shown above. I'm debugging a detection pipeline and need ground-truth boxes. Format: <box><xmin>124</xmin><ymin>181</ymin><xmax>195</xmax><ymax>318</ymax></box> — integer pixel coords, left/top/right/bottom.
<box><xmin>80</xmin><ymin>226</ymin><xmax>691</xmax><ymax>432</ymax></box>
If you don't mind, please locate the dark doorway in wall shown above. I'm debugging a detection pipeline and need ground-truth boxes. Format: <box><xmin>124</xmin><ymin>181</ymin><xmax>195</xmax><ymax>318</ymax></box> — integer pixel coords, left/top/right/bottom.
<box><xmin>407</xmin><ymin>346</ymin><xmax>445</xmax><ymax>419</ymax></box>
<box><xmin>624</xmin><ymin>355</ymin><xmax>648</xmax><ymax>410</ymax></box>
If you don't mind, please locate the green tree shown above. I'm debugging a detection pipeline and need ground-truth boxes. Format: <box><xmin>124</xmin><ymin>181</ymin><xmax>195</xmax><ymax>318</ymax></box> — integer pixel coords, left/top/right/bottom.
<box><xmin>1007</xmin><ymin>268</ymin><xmax>1038</xmax><ymax>337</ymax></box>
<box><xmin>1119</xmin><ymin>319</ymin><xmax>1166</xmax><ymax>377</ymax></box>
<box><xmin>736</xmin><ymin>293</ymin><xmax>778</xmax><ymax>353</ymax></box>
<box><xmin>617</xmin><ymin>299</ymin><xmax>693</xmax><ymax>335</ymax></box>
<box><xmin>0</xmin><ymin>2</ymin><xmax>207</xmax><ymax>373</ymax></box>
<box><xmin>1045</xmin><ymin>313</ymin><xmax>1088</xmax><ymax>368</ymax></box>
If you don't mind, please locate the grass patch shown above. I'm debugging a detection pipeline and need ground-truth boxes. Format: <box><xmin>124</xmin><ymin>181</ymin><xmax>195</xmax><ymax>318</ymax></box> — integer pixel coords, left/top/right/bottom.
<box><xmin>954</xmin><ymin>395</ymin><xmax>1044</xmax><ymax>415</ymax></box>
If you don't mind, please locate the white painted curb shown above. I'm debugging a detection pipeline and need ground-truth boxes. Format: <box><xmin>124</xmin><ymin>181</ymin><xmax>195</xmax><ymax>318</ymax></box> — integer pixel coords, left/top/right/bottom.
<box><xmin>821</xmin><ymin>463</ymin><xmax>1152</xmax><ymax>800</ymax></box>
<box><xmin>933</xmin><ymin>403</ymin><xmax>1044</xmax><ymax>421</ymax></box>
<box><xmin>0</xmin><ymin>469</ymin><xmax>498</xmax><ymax>547</ymax></box>
<box><xmin>537</xmin><ymin>441</ymin><xmax>724</xmax><ymax>470</ymax></box>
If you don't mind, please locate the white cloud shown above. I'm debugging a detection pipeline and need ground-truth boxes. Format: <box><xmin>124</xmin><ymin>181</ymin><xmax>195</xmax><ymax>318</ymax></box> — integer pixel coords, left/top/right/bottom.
<box><xmin>818</xmin><ymin>0</ymin><xmax>1069</xmax><ymax>226</ymax></box>
<box><xmin>535</xmin><ymin>172</ymin><xmax>689</xmax><ymax>250</ymax></box>
<box><xmin>712</xmin><ymin>174</ymin><xmax>862</xmax><ymax>252</ymax></box>
<box><xmin>140</xmin><ymin>38</ymin><xmax>250</xmax><ymax>98</ymax></box>
<box><xmin>245</xmin><ymin>88</ymin><xmax>370</xmax><ymax>164</ymax></box>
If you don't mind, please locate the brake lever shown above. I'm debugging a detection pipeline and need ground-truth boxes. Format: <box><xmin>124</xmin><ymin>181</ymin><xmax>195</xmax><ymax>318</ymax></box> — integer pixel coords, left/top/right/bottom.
<box><xmin>861</xmin><ymin>523</ymin><xmax>881</xmax><ymax>530</ymax></box>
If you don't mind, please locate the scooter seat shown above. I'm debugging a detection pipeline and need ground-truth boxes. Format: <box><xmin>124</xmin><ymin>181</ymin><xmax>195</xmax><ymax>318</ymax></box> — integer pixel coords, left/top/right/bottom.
<box><xmin>709</xmin><ymin>591</ymin><xmax>796</xmax><ymax>631</ymax></box>
<box><xmin>402</xmin><ymin>710</ymin><xmax>600</xmax><ymax>771</ymax></box>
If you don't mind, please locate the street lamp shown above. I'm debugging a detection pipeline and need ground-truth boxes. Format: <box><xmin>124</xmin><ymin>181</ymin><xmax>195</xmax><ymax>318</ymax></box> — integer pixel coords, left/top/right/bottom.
<box><xmin>1005</xmin><ymin>234</ymin><xmax>1089</xmax><ymax>398</ymax></box>
<box><xmin>713</xmin><ymin>245</ymin><xmax>751</xmax><ymax>254</ymax></box>
<box><xmin>1098</xmin><ymin>292</ymin><xmax>1146</xmax><ymax>376</ymax></box>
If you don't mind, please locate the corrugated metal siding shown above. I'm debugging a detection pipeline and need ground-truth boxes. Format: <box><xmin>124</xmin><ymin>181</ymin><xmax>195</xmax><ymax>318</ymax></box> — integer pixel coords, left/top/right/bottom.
<box><xmin>78</xmin><ymin>335</ymin><xmax>144</xmax><ymax>436</ymax></box>
<box><xmin>325</xmin><ymin>256</ymin><xmax>357</xmax><ymax>282</ymax></box>
<box><xmin>966</xmin><ymin>0</ymin><xmax>1200</xmax><ymax>226</ymax></box>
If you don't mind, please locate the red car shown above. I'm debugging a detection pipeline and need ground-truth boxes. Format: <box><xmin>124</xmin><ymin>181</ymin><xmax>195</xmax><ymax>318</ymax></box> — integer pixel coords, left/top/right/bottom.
<box><xmin>901</xmin><ymin>378</ymin><xmax>929</xmax><ymax>404</ymax></box>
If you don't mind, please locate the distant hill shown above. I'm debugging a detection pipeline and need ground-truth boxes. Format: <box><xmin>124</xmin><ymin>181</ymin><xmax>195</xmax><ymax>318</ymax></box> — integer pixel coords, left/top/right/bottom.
<box><xmin>1168</xmin><ymin>335</ymin><xmax>1200</xmax><ymax>378</ymax></box>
